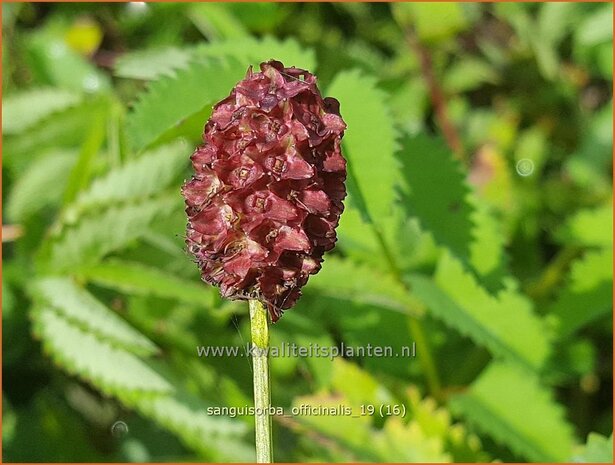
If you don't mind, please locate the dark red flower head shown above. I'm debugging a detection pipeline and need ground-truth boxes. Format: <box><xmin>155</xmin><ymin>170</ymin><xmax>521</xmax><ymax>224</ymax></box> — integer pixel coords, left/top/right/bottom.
<box><xmin>182</xmin><ymin>60</ymin><xmax>347</xmax><ymax>322</ymax></box>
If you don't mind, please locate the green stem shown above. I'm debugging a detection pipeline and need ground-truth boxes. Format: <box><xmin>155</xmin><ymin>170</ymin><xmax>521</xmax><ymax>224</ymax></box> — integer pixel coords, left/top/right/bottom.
<box><xmin>372</xmin><ymin>225</ymin><xmax>443</xmax><ymax>401</ymax></box>
<box><xmin>408</xmin><ymin>318</ymin><xmax>442</xmax><ymax>400</ymax></box>
<box><xmin>249</xmin><ymin>300</ymin><xmax>273</xmax><ymax>463</ymax></box>
<box><xmin>525</xmin><ymin>246</ymin><xmax>582</xmax><ymax>302</ymax></box>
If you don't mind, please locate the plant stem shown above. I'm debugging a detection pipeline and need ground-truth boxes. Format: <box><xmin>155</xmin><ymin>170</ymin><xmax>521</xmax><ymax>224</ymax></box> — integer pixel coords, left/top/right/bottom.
<box><xmin>372</xmin><ymin>225</ymin><xmax>443</xmax><ymax>401</ymax></box>
<box><xmin>408</xmin><ymin>318</ymin><xmax>442</xmax><ymax>400</ymax></box>
<box><xmin>525</xmin><ymin>246</ymin><xmax>582</xmax><ymax>301</ymax></box>
<box><xmin>249</xmin><ymin>299</ymin><xmax>273</xmax><ymax>463</ymax></box>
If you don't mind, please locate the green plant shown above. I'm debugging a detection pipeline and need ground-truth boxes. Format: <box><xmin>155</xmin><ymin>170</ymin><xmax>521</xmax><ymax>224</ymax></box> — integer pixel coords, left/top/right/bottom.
<box><xmin>3</xmin><ymin>3</ymin><xmax>612</xmax><ymax>463</ymax></box>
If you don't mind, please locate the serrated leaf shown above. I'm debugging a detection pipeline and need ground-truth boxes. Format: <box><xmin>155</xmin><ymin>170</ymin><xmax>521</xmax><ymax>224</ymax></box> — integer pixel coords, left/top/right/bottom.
<box><xmin>32</xmin><ymin>277</ymin><xmax>157</xmax><ymax>356</ymax></box>
<box><xmin>307</xmin><ymin>256</ymin><xmax>422</xmax><ymax>315</ymax></box>
<box><xmin>336</xmin><ymin>204</ymin><xmax>381</xmax><ymax>264</ymax></box>
<box><xmin>336</xmin><ymin>203</ymin><xmax>424</xmax><ymax>276</ymax></box>
<box><xmin>291</xmin><ymin>392</ymin><xmax>450</xmax><ymax>462</ymax></box>
<box><xmin>404</xmin><ymin>386</ymin><xmax>490</xmax><ymax>462</ymax></box>
<box><xmin>451</xmin><ymin>361</ymin><xmax>575</xmax><ymax>462</ymax></box>
<box><xmin>290</xmin><ymin>361</ymin><xmax>485</xmax><ymax>462</ymax></box>
<box><xmin>291</xmin><ymin>393</ymin><xmax>379</xmax><ymax>462</ymax></box>
<box><xmin>31</xmin><ymin>305</ymin><xmax>251</xmax><ymax>461</ymax></box>
<box><xmin>126</xmin><ymin>57</ymin><xmax>246</xmax><ymax>151</ymax></box>
<box><xmin>556</xmin><ymin>203</ymin><xmax>613</xmax><ymax>247</ymax></box>
<box><xmin>470</xmin><ymin>145</ymin><xmax>514</xmax><ymax>214</ymax></box>
<box><xmin>2</xmin><ymin>88</ymin><xmax>81</xmax><ymax>135</ymax></box>
<box><xmin>78</xmin><ymin>259</ymin><xmax>215</xmax><ymax>307</ymax></box>
<box><xmin>40</xmin><ymin>194</ymin><xmax>179</xmax><ymax>273</ymax></box>
<box><xmin>324</xmin><ymin>296</ymin><xmax>417</xmax><ymax>378</ymax></box>
<box><xmin>373</xmin><ymin>417</ymin><xmax>452</xmax><ymax>462</ymax></box>
<box><xmin>135</xmin><ymin>393</ymin><xmax>253</xmax><ymax>462</ymax></box>
<box><xmin>67</xmin><ymin>141</ymin><xmax>188</xmax><ymax>216</ymax></box>
<box><xmin>113</xmin><ymin>46</ymin><xmax>193</xmax><ymax>80</ymax></box>
<box><xmin>6</xmin><ymin>150</ymin><xmax>75</xmax><ymax>221</ymax></box>
<box><xmin>330</xmin><ymin>358</ymin><xmax>394</xmax><ymax>406</ymax></box>
<box><xmin>32</xmin><ymin>306</ymin><xmax>171</xmax><ymax>394</ymax></box>
<box><xmin>549</xmin><ymin>247</ymin><xmax>613</xmax><ymax>338</ymax></box>
<box><xmin>398</xmin><ymin>134</ymin><xmax>474</xmax><ymax>261</ymax></box>
<box><xmin>327</xmin><ymin>70</ymin><xmax>399</xmax><ymax>221</ymax></box>
<box><xmin>468</xmin><ymin>197</ymin><xmax>509</xmax><ymax>288</ymax></box>
<box><xmin>408</xmin><ymin>253</ymin><xmax>550</xmax><ymax>370</ymax></box>
<box><xmin>4</xmin><ymin>95</ymin><xmax>111</xmax><ymax>173</ymax></box>
<box><xmin>194</xmin><ymin>36</ymin><xmax>316</xmax><ymax>71</ymax></box>
<box><xmin>115</xmin><ymin>37</ymin><xmax>316</xmax><ymax>83</ymax></box>
<box><xmin>571</xmin><ymin>433</ymin><xmax>613</xmax><ymax>463</ymax></box>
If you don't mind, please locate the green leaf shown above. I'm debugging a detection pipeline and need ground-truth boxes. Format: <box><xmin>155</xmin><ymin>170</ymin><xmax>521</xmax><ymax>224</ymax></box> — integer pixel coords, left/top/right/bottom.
<box><xmin>576</xmin><ymin>4</ymin><xmax>613</xmax><ymax>46</ymax></box>
<box><xmin>2</xmin><ymin>88</ymin><xmax>81</xmax><ymax>135</ymax></box>
<box><xmin>39</xmin><ymin>194</ymin><xmax>179</xmax><ymax>273</ymax></box>
<box><xmin>126</xmin><ymin>57</ymin><xmax>246</xmax><ymax>151</ymax></box>
<box><xmin>32</xmin><ymin>277</ymin><xmax>158</xmax><ymax>356</ymax></box>
<box><xmin>408</xmin><ymin>253</ymin><xmax>550</xmax><ymax>371</ymax></box>
<box><xmin>336</xmin><ymin>204</ymin><xmax>381</xmax><ymax>265</ymax></box>
<box><xmin>571</xmin><ymin>433</ymin><xmax>613</xmax><ymax>463</ymax></box>
<box><xmin>3</xmin><ymin>95</ymin><xmax>111</xmax><ymax>174</ymax></box>
<box><xmin>115</xmin><ymin>37</ymin><xmax>316</xmax><ymax>82</ymax></box>
<box><xmin>323</xmin><ymin>293</ymin><xmax>417</xmax><ymax>378</ymax></box>
<box><xmin>188</xmin><ymin>3</ymin><xmax>249</xmax><ymax>40</ymax></box>
<box><xmin>195</xmin><ymin>36</ymin><xmax>316</xmax><ymax>71</ymax></box>
<box><xmin>6</xmin><ymin>150</ymin><xmax>75</xmax><ymax>222</ymax></box>
<box><xmin>32</xmin><ymin>306</ymin><xmax>170</xmax><ymax>394</ymax></box>
<box><xmin>513</xmin><ymin>127</ymin><xmax>548</xmax><ymax>177</ymax></box>
<box><xmin>135</xmin><ymin>392</ymin><xmax>253</xmax><ymax>461</ymax></box>
<box><xmin>403</xmin><ymin>386</ymin><xmax>490</xmax><ymax>462</ymax></box>
<box><xmin>78</xmin><ymin>259</ymin><xmax>215</xmax><ymax>307</ymax></box>
<box><xmin>538</xmin><ymin>3</ymin><xmax>577</xmax><ymax>45</ymax></box>
<box><xmin>63</xmin><ymin>111</ymin><xmax>107</xmax><ymax>205</ymax></box>
<box><xmin>336</xmin><ymin>204</ymin><xmax>428</xmax><ymax>276</ymax></box>
<box><xmin>113</xmin><ymin>46</ymin><xmax>193</xmax><ymax>80</ymax></box>
<box><xmin>330</xmin><ymin>358</ymin><xmax>394</xmax><ymax>406</ymax></box>
<box><xmin>533</xmin><ymin>2</ymin><xmax>576</xmax><ymax>80</ymax></box>
<box><xmin>26</xmin><ymin>30</ymin><xmax>110</xmax><ymax>92</ymax></box>
<box><xmin>556</xmin><ymin>203</ymin><xmax>613</xmax><ymax>248</ymax></box>
<box><xmin>549</xmin><ymin>247</ymin><xmax>613</xmax><ymax>338</ymax></box>
<box><xmin>398</xmin><ymin>134</ymin><xmax>474</xmax><ymax>261</ymax></box>
<box><xmin>443</xmin><ymin>58</ymin><xmax>499</xmax><ymax>93</ymax></box>
<box><xmin>532</xmin><ymin>32</ymin><xmax>559</xmax><ymax>80</ymax></box>
<box><xmin>291</xmin><ymin>392</ymin><xmax>449</xmax><ymax>462</ymax></box>
<box><xmin>401</xmin><ymin>3</ymin><xmax>468</xmax><ymax>43</ymax></box>
<box><xmin>67</xmin><ymin>141</ymin><xmax>188</xmax><ymax>216</ymax></box>
<box><xmin>468</xmin><ymin>198</ymin><xmax>509</xmax><ymax>288</ymax></box>
<box><xmin>387</xmin><ymin>78</ymin><xmax>428</xmax><ymax>134</ymax></box>
<box><xmin>290</xmin><ymin>360</ymin><xmax>485</xmax><ymax>462</ymax></box>
<box><xmin>451</xmin><ymin>361</ymin><xmax>575</xmax><ymax>462</ymax></box>
<box><xmin>307</xmin><ymin>256</ymin><xmax>422</xmax><ymax>315</ymax></box>
<box><xmin>327</xmin><ymin>70</ymin><xmax>399</xmax><ymax>222</ymax></box>
<box><xmin>31</xmin><ymin>304</ymin><xmax>252</xmax><ymax>461</ymax></box>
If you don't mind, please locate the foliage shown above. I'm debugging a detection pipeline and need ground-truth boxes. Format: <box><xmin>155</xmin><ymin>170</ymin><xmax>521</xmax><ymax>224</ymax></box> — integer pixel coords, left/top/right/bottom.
<box><xmin>3</xmin><ymin>2</ymin><xmax>612</xmax><ymax>463</ymax></box>
<box><xmin>409</xmin><ymin>253</ymin><xmax>551</xmax><ymax>372</ymax></box>
<box><xmin>571</xmin><ymin>433</ymin><xmax>613</xmax><ymax>463</ymax></box>
<box><xmin>450</xmin><ymin>361</ymin><xmax>574</xmax><ymax>462</ymax></box>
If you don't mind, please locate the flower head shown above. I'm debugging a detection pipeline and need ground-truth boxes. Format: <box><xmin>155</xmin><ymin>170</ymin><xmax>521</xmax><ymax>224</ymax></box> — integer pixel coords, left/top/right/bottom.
<box><xmin>182</xmin><ymin>60</ymin><xmax>346</xmax><ymax>321</ymax></box>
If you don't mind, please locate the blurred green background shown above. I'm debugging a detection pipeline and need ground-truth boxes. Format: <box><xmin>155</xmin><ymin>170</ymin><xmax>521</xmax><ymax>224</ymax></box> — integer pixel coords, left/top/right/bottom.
<box><xmin>2</xmin><ymin>2</ymin><xmax>613</xmax><ymax>463</ymax></box>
